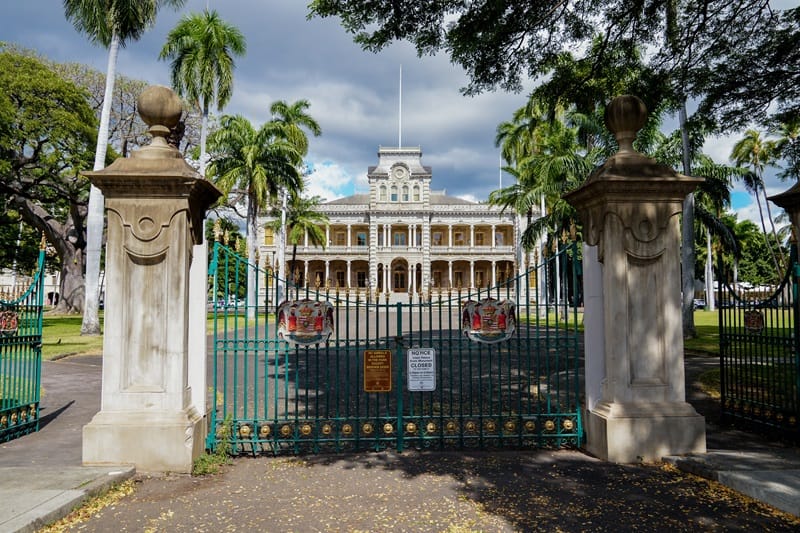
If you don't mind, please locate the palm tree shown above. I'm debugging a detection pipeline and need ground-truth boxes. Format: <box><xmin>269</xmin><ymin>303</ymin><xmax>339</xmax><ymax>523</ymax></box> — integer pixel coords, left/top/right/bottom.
<box><xmin>774</xmin><ymin>118</ymin><xmax>800</xmax><ymax>183</ymax></box>
<box><xmin>265</xmin><ymin>100</ymin><xmax>321</xmax><ymax>291</ymax></box>
<box><xmin>64</xmin><ymin>0</ymin><xmax>186</xmax><ymax>334</ymax></box>
<box><xmin>207</xmin><ymin>114</ymin><xmax>306</xmax><ymax>313</ymax></box>
<box><xmin>268</xmin><ymin>195</ymin><xmax>329</xmax><ymax>286</ymax></box>
<box><xmin>159</xmin><ymin>9</ymin><xmax>246</xmax><ymax>177</ymax></box>
<box><xmin>731</xmin><ymin>130</ymin><xmax>783</xmax><ymax>275</ymax></box>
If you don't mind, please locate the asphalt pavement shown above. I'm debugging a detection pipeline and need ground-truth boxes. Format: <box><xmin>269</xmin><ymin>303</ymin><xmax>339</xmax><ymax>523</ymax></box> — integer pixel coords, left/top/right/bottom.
<box><xmin>0</xmin><ymin>354</ymin><xmax>798</xmax><ymax>532</ymax></box>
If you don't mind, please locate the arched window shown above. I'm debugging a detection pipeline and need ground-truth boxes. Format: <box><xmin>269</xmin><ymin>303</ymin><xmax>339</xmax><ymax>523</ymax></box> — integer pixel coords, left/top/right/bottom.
<box><xmin>402</xmin><ymin>186</ymin><xmax>409</xmax><ymax>202</ymax></box>
<box><xmin>390</xmin><ymin>186</ymin><xmax>398</xmax><ymax>202</ymax></box>
<box><xmin>413</xmin><ymin>185</ymin><xmax>420</xmax><ymax>201</ymax></box>
<box><xmin>379</xmin><ymin>185</ymin><xmax>387</xmax><ymax>201</ymax></box>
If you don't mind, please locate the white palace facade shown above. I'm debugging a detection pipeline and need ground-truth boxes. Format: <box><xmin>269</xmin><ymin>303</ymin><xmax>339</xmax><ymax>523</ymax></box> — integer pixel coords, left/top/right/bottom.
<box><xmin>258</xmin><ymin>146</ymin><xmax>525</xmax><ymax>299</ymax></box>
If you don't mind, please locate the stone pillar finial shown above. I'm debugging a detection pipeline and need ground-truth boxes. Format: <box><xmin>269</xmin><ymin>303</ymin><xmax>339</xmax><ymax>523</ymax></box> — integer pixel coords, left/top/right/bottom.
<box><xmin>136</xmin><ymin>85</ymin><xmax>183</xmax><ymax>158</ymax></box>
<box><xmin>605</xmin><ymin>95</ymin><xmax>648</xmax><ymax>154</ymax></box>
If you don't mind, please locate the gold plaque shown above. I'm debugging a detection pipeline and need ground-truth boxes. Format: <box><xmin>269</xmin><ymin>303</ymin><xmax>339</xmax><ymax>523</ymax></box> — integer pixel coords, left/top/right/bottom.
<box><xmin>485</xmin><ymin>420</ymin><xmax>496</xmax><ymax>432</ymax></box>
<box><xmin>239</xmin><ymin>424</ymin><xmax>252</xmax><ymax>437</ymax></box>
<box><xmin>446</xmin><ymin>421</ymin><xmax>457</xmax><ymax>433</ymax></box>
<box><xmin>362</xmin><ymin>423</ymin><xmax>374</xmax><ymax>435</ymax></box>
<box><xmin>383</xmin><ymin>423</ymin><xmax>393</xmax><ymax>434</ymax></box>
<box><xmin>426</xmin><ymin>422</ymin><xmax>437</xmax><ymax>434</ymax></box>
<box><xmin>321</xmin><ymin>423</ymin><xmax>333</xmax><ymax>435</ymax></box>
<box><xmin>504</xmin><ymin>421</ymin><xmax>516</xmax><ymax>432</ymax></box>
<box><xmin>342</xmin><ymin>423</ymin><xmax>353</xmax><ymax>435</ymax></box>
<box><xmin>10</xmin><ymin>413</ymin><xmax>17</xmax><ymax>424</ymax></box>
<box><xmin>260</xmin><ymin>425</ymin><xmax>271</xmax><ymax>437</ymax></box>
<box><xmin>300</xmin><ymin>424</ymin><xmax>312</xmax><ymax>436</ymax></box>
<box><xmin>0</xmin><ymin>415</ymin><xmax>6</xmax><ymax>427</ymax></box>
<box><xmin>405</xmin><ymin>422</ymin><xmax>417</xmax><ymax>434</ymax></box>
<box><xmin>544</xmin><ymin>420</ymin><xmax>555</xmax><ymax>431</ymax></box>
<box><xmin>777</xmin><ymin>413</ymin><xmax>785</xmax><ymax>422</ymax></box>
<box><xmin>562</xmin><ymin>419</ymin><xmax>574</xmax><ymax>431</ymax></box>
<box><xmin>465</xmin><ymin>421</ymin><xmax>476</xmax><ymax>432</ymax></box>
<box><xmin>363</xmin><ymin>350</ymin><xmax>393</xmax><ymax>392</ymax></box>
<box><xmin>524</xmin><ymin>420</ymin><xmax>536</xmax><ymax>432</ymax></box>
<box><xmin>280</xmin><ymin>424</ymin><xmax>292</xmax><ymax>437</ymax></box>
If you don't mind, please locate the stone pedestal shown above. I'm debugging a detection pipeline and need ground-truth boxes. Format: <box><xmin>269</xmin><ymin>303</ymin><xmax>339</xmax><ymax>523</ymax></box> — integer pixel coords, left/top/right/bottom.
<box><xmin>564</xmin><ymin>95</ymin><xmax>706</xmax><ymax>463</ymax></box>
<box><xmin>82</xmin><ymin>86</ymin><xmax>220</xmax><ymax>473</ymax></box>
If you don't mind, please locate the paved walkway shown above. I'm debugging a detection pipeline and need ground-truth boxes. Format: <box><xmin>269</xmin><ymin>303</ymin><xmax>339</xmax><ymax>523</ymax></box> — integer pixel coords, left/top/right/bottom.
<box><xmin>0</xmin><ymin>354</ymin><xmax>798</xmax><ymax>532</ymax></box>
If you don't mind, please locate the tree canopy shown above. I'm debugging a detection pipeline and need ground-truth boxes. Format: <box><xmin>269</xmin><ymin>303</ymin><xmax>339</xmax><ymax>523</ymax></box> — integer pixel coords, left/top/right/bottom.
<box><xmin>309</xmin><ymin>1</ymin><xmax>798</xmax><ymax>131</ymax></box>
<box><xmin>0</xmin><ymin>48</ymin><xmax>97</xmax><ymax>312</ymax></box>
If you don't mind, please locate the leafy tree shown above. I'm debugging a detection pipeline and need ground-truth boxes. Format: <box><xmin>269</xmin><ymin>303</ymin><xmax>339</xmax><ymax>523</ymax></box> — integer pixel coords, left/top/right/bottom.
<box><xmin>0</xmin><ymin>209</ymin><xmax>45</xmax><ymax>276</ymax></box>
<box><xmin>63</xmin><ymin>0</ymin><xmax>187</xmax><ymax>334</ymax></box>
<box><xmin>308</xmin><ymin>1</ymin><xmax>791</xmax><ymax>128</ymax></box>
<box><xmin>160</xmin><ymin>9</ymin><xmax>246</xmax><ymax>177</ymax></box>
<box><xmin>0</xmin><ymin>49</ymin><xmax>96</xmax><ymax>313</ymax></box>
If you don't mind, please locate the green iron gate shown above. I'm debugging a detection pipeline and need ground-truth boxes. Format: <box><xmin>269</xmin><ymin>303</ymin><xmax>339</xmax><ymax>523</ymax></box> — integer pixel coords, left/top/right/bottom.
<box><xmin>207</xmin><ymin>241</ymin><xmax>583</xmax><ymax>455</ymax></box>
<box><xmin>0</xmin><ymin>242</ymin><xmax>45</xmax><ymax>443</ymax></box>
<box><xmin>718</xmin><ymin>245</ymin><xmax>800</xmax><ymax>442</ymax></box>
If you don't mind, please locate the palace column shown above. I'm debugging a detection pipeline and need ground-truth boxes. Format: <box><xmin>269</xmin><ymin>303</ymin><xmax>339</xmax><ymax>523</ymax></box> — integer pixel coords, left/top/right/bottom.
<box><xmin>82</xmin><ymin>86</ymin><xmax>221</xmax><ymax>473</ymax></box>
<box><xmin>448</xmin><ymin>261</ymin><xmax>453</xmax><ymax>288</ymax></box>
<box><xmin>470</xmin><ymin>260</ymin><xmax>475</xmax><ymax>289</ymax></box>
<box><xmin>347</xmin><ymin>223</ymin><xmax>352</xmax><ymax>248</ymax></box>
<box><xmin>564</xmin><ymin>95</ymin><xmax>705</xmax><ymax>462</ymax></box>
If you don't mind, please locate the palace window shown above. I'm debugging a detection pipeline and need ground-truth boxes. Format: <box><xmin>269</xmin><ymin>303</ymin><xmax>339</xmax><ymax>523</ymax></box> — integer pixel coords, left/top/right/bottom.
<box><xmin>356</xmin><ymin>232</ymin><xmax>367</xmax><ymax>246</ymax></box>
<box><xmin>475</xmin><ymin>232</ymin><xmax>484</xmax><ymax>246</ymax></box>
<box><xmin>393</xmin><ymin>268</ymin><xmax>406</xmax><ymax>290</ymax></box>
<box><xmin>264</xmin><ymin>227</ymin><xmax>274</xmax><ymax>245</ymax></box>
<box><xmin>393</xmin><ymin>232</ymin><xmax>406</xmax><ymax>246</ymax></box>
<box><xmin>357</xmin><ymin>271</ymin><xmax>367</xmax><ymax>287</ymax></box>
<box><xmin>454</xmin><ymin>271</ymin><xmax>464</xmax><ymax>288</ymax></box>
<box><xmin>402</xmin><ymin>186</ymin><xmax>409</xmax><ymax>201</ymax></box>
<box><xmin>379</xmin><ymin>186</ymin><xmax>387</xmax><ymax>201</ymax></box>
<box><xmin>413</xmin><ymin>186</ymin><xmax>420</xmax><ymax>201</ymax></box>
<box><xmin>336</xmin><ymin>271</ymin><xmax>346</xmax><ymax>288</ymax></box>
<box><xmin>335</xmin><ymin>231</ymin><xmax>346</xmax><ymax>246</ymax></box>
<box><xmin>454</xmin><ymin>231</ymin><xmax>465</xmax><ymax>246</ymax></box>
<box><xmin>495</xmin><ymin>232</ymin><xmax>504</xmax><ymax>246</ymax></box>
<box><xmin>432</xmin><ymin>271</ymin><xmax>441</xmax><ymax>287</ymax></box>
<box><xmin>432</xmin><ymin>232</ymin><xmax>442</xmax><ymax>246</ymax></box>
<box><xmin>390</xmin><ymin>186</ymin><xmax>398</xmax><ymax>202</ymax></box>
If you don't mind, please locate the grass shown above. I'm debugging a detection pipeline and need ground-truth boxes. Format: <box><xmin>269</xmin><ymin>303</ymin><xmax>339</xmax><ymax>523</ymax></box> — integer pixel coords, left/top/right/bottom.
<box><xmin>42</xmin><ymin>313</ymin><xmax>104</xmax><ymax>361</ymax></box>
<box><xmin>684</xmin><ymin>310</ymin><xmax>720</xmax><ymax>355</ymax></box>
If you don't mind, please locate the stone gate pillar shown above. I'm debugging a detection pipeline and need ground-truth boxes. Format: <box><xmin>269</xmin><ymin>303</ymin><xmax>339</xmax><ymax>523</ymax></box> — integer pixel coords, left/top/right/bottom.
<box><xmin>82</xmin><ymin>86</ymin><xmax>221</xmax><ymax>472</ymax></box>
<box><xmin>564</xmin><ymin>95</ymin><xmax>706</xmax><ymax>462</ymax></box>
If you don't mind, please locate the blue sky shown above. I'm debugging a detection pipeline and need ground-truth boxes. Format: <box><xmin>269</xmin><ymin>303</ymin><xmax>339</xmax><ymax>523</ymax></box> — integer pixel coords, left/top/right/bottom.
<box><xmin>0</xmin><ymin>0</ymin><xmax>791</xmax><ymax>226</ymax></box>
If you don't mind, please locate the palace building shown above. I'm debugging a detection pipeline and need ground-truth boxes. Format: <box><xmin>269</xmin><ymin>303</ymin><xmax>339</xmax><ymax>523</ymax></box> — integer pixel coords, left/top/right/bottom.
<box><xmin>258</xmin><ymin>146</ymin><xmax>525</xmax><ymax>300</ymax></box>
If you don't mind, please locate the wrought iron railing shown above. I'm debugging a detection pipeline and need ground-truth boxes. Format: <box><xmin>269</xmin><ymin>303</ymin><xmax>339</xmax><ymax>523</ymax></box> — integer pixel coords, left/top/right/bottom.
<box><xmin>206</xmin><ymin>240</ymin><xmax>584</xmax><ymax>455</ymax></box>
<box><xmin>0</xmin><ymin>244</ymin><xmax>45</xmax><ymax>443</ymax></box>
<box><xmin>718</xmin><ymin>245</ymin><xmax>799</xmax><ymax>442</ymax></box>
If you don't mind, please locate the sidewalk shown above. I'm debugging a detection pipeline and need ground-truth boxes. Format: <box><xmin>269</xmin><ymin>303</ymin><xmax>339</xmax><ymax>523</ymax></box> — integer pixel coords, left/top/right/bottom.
<box><xmin>0</xmin><ymin>354</ymin><xmax>798</xmax><ymax>532</ymax></box>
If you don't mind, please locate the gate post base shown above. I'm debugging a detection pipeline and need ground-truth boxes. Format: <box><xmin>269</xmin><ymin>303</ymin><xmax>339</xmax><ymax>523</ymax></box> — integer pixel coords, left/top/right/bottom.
<box><xmin>586</xmin><ymin>401</ymin><xmax>706</xmax><ymax>463</ymax></box>
<box><xmin>83</xmin><ymin>408</ymin><xmax>205</xmax><ymax>474</ymax></box>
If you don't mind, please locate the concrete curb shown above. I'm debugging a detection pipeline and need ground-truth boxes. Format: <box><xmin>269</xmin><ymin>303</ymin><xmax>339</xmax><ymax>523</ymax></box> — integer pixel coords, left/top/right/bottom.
<box><xmin>664</xmin><ymin>453</ymin><xmax>800</xmax><ymax>518</ymax></box>
<box><xmin>0</xmin><ymin>466</ymin><xmax>135</xmax><ymax>533</ymax></box>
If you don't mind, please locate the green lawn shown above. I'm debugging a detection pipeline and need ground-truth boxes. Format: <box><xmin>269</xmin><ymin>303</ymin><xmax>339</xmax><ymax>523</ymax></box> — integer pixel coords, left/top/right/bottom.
<box><xmin>40</xmin><ymin>310</ymin><xmax>722</xmax><ymax>360</ymax></box>
<box><xmin>40</xmin><ymin>312</ymin><xmax>266</xmax><ymax>361</ymax></box>
<box><xmin>684</xmin><ymin>310</ymin><xmax>720</xmax><ymax>355</ymax></box>
<box><xmin>42</xmin><ymin>314</ymin><xmax>103</xmax><ymax>361</ymax></box>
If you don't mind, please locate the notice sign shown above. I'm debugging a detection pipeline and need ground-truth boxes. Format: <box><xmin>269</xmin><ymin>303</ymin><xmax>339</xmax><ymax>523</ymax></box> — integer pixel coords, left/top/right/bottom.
<box><xmin>407</xmin><ymin>348</ymin><xmax>436</xmax><ymax>392</ymax></box>
<box><xmin>364</xmin><ymin>349</ymin><xmax>392</xmax><ymax>392</ymax></box>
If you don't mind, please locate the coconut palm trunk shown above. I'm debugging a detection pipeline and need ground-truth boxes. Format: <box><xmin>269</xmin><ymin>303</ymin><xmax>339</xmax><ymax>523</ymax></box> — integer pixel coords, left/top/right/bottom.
<box><xmin>81</xmin><ymin>31</ymin><xmax>120</xmax><ymax>334</ymax></box>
